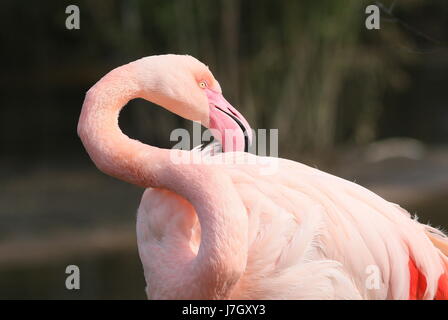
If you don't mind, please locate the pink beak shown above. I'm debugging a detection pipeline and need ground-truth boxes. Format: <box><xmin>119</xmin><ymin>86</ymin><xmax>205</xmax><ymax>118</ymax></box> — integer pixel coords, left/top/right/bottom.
<box><xmin>205</xmin><ymin>88</ymin><xmax>252</xmax><ymax>152</ymax></box>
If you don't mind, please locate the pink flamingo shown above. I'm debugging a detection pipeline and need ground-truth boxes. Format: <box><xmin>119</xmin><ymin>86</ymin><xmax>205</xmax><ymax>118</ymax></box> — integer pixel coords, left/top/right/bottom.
<box><xmin>78</xmin><ymin>54</ymin><xmax>448</xmax><ymax>299</ymax></box>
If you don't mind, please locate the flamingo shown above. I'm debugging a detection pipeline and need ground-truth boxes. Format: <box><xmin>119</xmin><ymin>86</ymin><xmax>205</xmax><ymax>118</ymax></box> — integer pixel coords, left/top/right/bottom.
<box><xmin>78</xmin><ymin>54</ymin><xmax>448</xmax><ymax>299</ymax></box>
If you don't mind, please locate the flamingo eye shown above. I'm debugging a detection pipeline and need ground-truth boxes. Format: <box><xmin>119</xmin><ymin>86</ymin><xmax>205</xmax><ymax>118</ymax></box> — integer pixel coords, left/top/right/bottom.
<box><xmin>199</xmin><ymin>81</ymin><xmax>207</xmax><ymax>89</ymax></box>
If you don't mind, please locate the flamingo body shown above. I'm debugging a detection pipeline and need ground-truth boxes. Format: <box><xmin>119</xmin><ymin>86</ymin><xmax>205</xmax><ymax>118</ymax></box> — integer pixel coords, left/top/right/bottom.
<box><xmin>137</xmin><ymin>152</ymin><xmax>448</xmax><ymax>299</ymax></box>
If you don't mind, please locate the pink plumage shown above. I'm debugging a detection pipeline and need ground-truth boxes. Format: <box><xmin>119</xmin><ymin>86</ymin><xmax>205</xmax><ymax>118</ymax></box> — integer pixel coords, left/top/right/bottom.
<box><xmin>78</xmin><ymin>54</ymin><xmax>448</xmax><ymax>299</ymax></box>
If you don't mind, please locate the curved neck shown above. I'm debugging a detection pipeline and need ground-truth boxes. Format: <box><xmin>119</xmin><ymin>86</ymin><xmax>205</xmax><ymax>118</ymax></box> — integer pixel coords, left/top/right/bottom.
<box><xmin>77</xmin><ymin>62</ymin><xmax>248</xmax><ymax>299</ymax></box>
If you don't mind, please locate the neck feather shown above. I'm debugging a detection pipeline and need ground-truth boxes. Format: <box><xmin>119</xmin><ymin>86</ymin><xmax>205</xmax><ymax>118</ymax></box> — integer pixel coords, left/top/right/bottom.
<box><xmin>77</xmin><ymin>62</ymin><xmax>248</xmax><ymax>299</ymax></box>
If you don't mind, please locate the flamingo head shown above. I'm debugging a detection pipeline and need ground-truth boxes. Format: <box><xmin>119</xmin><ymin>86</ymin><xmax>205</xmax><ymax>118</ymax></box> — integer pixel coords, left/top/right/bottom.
<box><xmin>133</xmin><ymin>54</ymin><xmax>252</xmax><ymax>152</ymax></box>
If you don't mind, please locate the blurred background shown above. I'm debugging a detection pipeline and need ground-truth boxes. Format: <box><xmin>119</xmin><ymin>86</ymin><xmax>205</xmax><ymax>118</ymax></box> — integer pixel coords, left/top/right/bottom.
<box><xmin>0</xmin><ymin>0</ymin><xmax>447</xmax><ymax>299</ymax></box>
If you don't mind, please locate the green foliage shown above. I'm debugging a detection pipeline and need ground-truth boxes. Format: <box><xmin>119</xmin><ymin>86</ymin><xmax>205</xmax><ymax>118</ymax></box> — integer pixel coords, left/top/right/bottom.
<box><xmin>1</xmin><ymin>0</ymin><xmax>445</xmax><ymax>158</ymax></box>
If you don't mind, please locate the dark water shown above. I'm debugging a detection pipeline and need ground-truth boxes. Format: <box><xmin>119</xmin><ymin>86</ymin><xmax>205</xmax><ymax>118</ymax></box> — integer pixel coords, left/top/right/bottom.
<box><xmin>0</xmin><ymin>248</ymin><xmax>146</xmax><ymax>299</ymax></box>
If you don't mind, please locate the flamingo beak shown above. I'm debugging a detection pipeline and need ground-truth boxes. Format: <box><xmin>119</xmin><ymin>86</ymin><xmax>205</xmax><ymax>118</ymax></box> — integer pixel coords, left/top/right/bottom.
<box><xmin>205</xmin><ymin>88</ymin><xmax>252</xmax><ymax>152</ymax></box>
